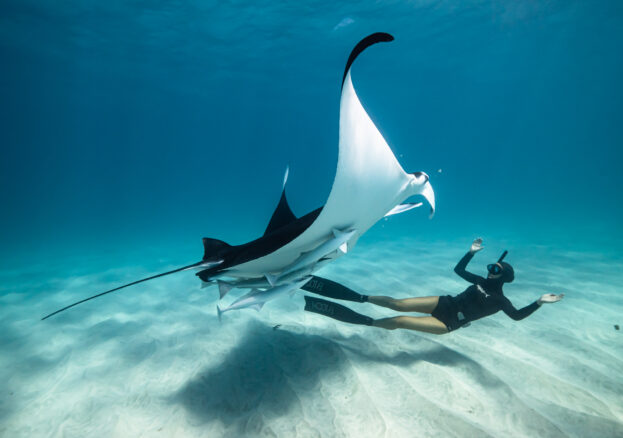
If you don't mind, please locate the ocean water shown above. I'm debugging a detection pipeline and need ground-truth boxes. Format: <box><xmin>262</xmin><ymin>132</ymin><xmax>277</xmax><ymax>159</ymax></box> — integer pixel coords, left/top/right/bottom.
<box><xmin>1</xmin><ymin>1</ymin><xmax>622</xmax><ymax>437</ymax></box>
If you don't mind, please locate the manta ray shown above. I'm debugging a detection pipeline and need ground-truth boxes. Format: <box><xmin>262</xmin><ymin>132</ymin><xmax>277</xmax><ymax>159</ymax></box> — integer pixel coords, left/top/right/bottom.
<box><xmin>41</xmin><ymin>32</ymin><xmax>435</xmax><ymax>321</ymax></box>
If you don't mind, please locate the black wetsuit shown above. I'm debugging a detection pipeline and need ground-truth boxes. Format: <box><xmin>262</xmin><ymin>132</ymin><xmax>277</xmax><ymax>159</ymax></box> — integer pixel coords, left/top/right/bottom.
<box><xmin>432</xmin><ymin>252</ymin><xmax>540</xmax><ymax>331</ymax></box>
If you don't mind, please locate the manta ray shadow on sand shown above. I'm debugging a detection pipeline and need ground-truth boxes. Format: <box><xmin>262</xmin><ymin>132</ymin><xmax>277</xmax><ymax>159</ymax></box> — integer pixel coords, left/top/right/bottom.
<box><xmin>169</xmin><ymin>321</ymin><xmax>485</xmax><ymax>432</ymax></box>
<box><xmin>169</xmin><ymin>321</ymin><xmax>352</xmax><ymax>432</ymax></box>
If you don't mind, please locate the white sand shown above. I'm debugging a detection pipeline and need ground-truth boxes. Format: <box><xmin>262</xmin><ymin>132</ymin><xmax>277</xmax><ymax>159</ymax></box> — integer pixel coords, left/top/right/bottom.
<box><xmin>1</xmin><ymin>237</ymin><xmax>622</xmax><ymax>437</ymax></box>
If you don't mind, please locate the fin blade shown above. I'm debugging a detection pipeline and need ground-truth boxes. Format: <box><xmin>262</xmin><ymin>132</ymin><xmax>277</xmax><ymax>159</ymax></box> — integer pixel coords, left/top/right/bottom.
<box><xmin>304</xmin><ymin>296</ymin><xmax>373</xmax><ymax>326</ymax></box>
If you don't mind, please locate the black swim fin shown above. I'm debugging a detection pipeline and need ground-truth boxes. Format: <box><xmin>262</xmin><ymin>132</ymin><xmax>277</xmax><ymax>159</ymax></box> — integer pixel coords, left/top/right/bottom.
<box><xmin>302</xmin><ymin>276</ymin><xmax>368</xmax><ymax>303</ymax></box>
<box><xmin>304</xmin><ymin>296</ymin><xmax>373</xmax><ymax>326</ymax></box>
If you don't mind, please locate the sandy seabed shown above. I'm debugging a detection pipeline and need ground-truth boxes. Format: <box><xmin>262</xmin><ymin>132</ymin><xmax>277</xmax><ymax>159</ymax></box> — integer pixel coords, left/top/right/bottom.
<box><xmin>1</xmin><ymin>237</ymin><xmax>622</xmax><ymax>437</ymax></box>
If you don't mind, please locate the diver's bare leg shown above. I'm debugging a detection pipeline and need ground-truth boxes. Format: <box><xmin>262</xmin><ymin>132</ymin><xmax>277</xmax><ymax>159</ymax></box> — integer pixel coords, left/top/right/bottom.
<box><xmin>368</xmin><ymin>295</ymin><xmax>439</xmax><ymax>314</ymax></box>
<box><xmin>373</xmin><ymin>315</ymin><xmax>448</xmax><ymax>334</ymax></box>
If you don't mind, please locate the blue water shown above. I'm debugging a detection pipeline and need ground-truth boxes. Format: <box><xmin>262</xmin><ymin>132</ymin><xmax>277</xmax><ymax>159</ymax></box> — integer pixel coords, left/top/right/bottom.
<box><xmin>1</xmin><ymin>1</ymin><xmax>623</xmax><ymax>436</ymax></box>
<box><xmin>2</xmin><ymin>0</ymin><xmax>622</xmax><ymax>265</ymax></box>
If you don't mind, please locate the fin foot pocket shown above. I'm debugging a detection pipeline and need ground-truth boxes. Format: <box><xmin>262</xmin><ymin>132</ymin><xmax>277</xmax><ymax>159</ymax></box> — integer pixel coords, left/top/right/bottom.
<box><xmin>302</xmin><ymin>276</ymin><xmax>368</xmax><ymax>302</ymax></box>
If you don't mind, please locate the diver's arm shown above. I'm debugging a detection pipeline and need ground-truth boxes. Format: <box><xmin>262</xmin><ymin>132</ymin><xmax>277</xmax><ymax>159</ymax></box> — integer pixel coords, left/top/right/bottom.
<box><xmin>501</xmin><ymin>296</ymin><xmax>541</xmax><ymax>321</ymax></box>
<box><xmin>454</xmin><ymin>238</ymin><xmax>486</xmax><ymax>284</ymax></box>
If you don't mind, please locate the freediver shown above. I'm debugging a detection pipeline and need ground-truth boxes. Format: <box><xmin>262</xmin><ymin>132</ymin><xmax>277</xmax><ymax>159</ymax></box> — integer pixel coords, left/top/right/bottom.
<box><xmin>303</xmin><ymin>238</ymin><xmax>564</xmax><ymax>334</ymax></box>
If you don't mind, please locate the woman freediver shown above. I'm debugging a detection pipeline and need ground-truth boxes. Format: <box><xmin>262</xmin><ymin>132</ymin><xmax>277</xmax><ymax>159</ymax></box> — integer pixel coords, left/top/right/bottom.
<box><xmin>302</xmin><ymin>238</ymin><xmax>564</xmax><ymax>334</ymax></box>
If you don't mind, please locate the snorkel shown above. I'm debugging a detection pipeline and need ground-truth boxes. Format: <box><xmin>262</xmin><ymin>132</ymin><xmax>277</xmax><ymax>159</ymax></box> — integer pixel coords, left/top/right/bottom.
<box><xmin>487</xmin><ymin>250</ymin><xmax>514</xmax><ymax>282</ymax></box>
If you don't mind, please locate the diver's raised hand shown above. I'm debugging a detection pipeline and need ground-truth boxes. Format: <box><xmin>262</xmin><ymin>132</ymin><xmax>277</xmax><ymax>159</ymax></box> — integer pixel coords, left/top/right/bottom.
<box><xmin>470</xmin><ymin>238</ymin><xmax>484</xmax><ymax>254</ymax></box>
<box><xmin>538</xmin><ymin>293</ymin><xmax>564</xmax><ymax>305</ymax></box>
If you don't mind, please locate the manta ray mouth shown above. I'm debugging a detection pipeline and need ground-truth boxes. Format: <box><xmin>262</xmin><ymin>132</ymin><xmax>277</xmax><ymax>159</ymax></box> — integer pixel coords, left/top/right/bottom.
<box><xmin>406</xmin><ymin>173</ymin><xmax>435</xmax><ymax>218</ymax></box>
<box><xmin>411</xmin><ymin>171</ymin><xmax>429</xmax><ymax>183</ymax></box>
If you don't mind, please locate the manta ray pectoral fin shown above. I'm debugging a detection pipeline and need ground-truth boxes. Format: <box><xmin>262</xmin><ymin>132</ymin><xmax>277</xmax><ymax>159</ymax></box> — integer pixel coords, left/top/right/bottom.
<box><xmin>384</xmin><ymin>202</ymin><xmax>423</xmax><ymax>217</ymax></box>
<box><xmin>217</xmin><ymin>280</ymin><xmax>234</xmax><ymax>299</ymax></box>
<box><xmin>200</xmin><ymin>280</ymin><xmax>212</xmax><ymax>289</ymax></box>
<box><xmin>338</xmin><ymin>242</ymin><xmax>348</xmax><ymax>254</ymax></box>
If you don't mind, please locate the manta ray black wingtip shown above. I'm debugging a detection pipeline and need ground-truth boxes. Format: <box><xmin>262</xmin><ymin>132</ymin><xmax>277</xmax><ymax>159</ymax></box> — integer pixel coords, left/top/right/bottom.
<box><xmin>342</xmin><ymin>32</ymin><xmax>395</xmax><ymax>88</ymax></box>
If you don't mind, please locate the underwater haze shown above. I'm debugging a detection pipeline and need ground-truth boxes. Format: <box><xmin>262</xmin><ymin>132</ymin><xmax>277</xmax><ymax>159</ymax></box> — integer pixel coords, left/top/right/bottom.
<box><xmin>1</xmin><ymin>1</ymin><xmax>622</xmax><ymax>437</ymax></box>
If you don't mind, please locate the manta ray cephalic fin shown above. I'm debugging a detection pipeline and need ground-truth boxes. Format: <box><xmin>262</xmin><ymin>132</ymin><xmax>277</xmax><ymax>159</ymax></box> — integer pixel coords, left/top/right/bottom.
<box><xmin>384</xmin><ymin>202</ymin><xmax>423</xmax><ymax>217</ymax></box>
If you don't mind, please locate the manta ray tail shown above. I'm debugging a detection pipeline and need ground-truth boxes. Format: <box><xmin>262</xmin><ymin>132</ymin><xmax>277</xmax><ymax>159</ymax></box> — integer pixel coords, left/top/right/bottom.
<box><xmin>41</xmin><ymin>263</ymin><xmax>201</xmax><ymax>321</ymax></box>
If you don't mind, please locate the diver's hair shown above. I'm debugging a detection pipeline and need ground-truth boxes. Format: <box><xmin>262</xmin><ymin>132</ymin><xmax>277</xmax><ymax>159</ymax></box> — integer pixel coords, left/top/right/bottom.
<box><xmin>500</xmin><ymin>261</ymin><xmax>514</xmax><ymax>283</ymax></box>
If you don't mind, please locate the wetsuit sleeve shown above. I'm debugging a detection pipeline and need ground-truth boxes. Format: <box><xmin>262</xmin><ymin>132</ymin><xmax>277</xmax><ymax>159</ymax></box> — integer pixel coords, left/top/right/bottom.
<box><xmin>454</xmin><ymin>251</ymin><xmax>486</xmax><ymax>284</ymax></box>
<box><xmin>501</xmin><ymin>297</ymin><xmax>540</xmax><ymax>321</ymax></box>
